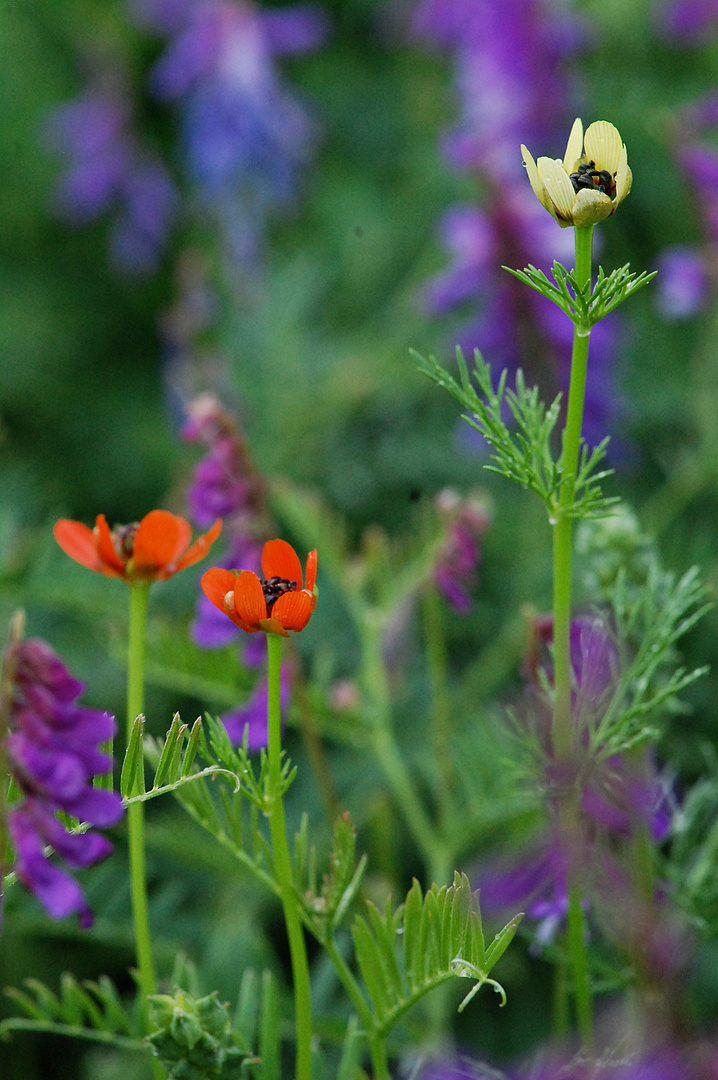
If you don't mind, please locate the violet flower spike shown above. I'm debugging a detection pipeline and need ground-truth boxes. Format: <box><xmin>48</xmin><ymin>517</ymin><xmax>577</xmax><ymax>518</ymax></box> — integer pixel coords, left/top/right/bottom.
<box><xmin>2</xmin><ymin>637</ymin><xmax>124</xmax><ymax>928</ymax></box>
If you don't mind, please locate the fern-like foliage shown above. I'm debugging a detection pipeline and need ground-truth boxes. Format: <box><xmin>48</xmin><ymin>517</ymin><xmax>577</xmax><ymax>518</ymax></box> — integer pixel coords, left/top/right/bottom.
<box><xmin>352</xmin><ymin>872</ymin><xmax>521</xmax><ymax>1037</ymax></box>
<box><xmin>121</xmin><ymin>713</ymin><xmax>240</xmax><ymax>803</ymax></box>
<box><xmin>0</xmin><ymin>973</ymin><xmax>145</xmax><ymax>1052</ymax></box>
<box><xmin>505</xmin><ymin>261</ymin><xmax>655</xmax><ymax>327</ymax></box>
<box><xmin>300</xmin><ymin>811</ymin><xmax>368</xmax><ymax>938</ymax></box>
<box><xmin>415</xmin><ymin>348</ymin><xmax>616</xmax><ymax>522</ymax></box>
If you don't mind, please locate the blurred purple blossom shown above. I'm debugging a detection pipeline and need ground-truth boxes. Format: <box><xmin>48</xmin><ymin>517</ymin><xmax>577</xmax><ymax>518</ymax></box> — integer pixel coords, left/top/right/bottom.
<box><xmin>139</xmin><ymin>0</ymin><xmax>328</xmax><ymax>264</ymax></box>
<box><xmin>433</xmin><ymin>487</ymin><xmax>491</xmax><ymax>612</ymax></box>
<box><xmin>183</xmin><ymin>393</ymin><xmax>271</xmax><ymax>648</ymax></box>
<box><xmin>2</xmin><ymin>637</ymin><xmax>124</xmax><ymax>928</ymax></box>
<box><xmin>657</xmin><ymin>0</ymin><xmax>718</xmax><ymax>40</ymax></box>
<box><xmin>46</xmin><ymin>86</ymin><xmax>177</xmax><ymax>274</ymax></box>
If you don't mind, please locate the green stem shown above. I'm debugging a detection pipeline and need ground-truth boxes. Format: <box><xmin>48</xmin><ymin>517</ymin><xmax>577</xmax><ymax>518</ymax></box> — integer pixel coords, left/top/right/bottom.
<box><xmin>551</xmin><ymin>224</ymin><xmax>595</xmax><ymax>1051</ymax></box>
<box><xmin>421</xmin><ymin>584</ymin><xmax>455</xmax><ymax>833</ymax></box>
<box><xmin>361</xmin><ymin>612</ymin><xmax>445</xmax><ymax>876</ymax></box>
<box><xmin>567</xmin><ymin>881</ymin><xmax>593</xmax><ymax>1051</ymax></box>
<box><xmin>126</xmin><ymin>585</ymin><xmax>157</xmax><ymax>1021</ymax></box>
<box><xmin>266</xmin><ymin>634</ymin><xmax>313</xmax><ymax>1080</ymax></box>
<box><xmin>552</xmin><ymin>224</ymin><xmax>594</xmax><ymax>759</ymax></box>
<box><xmin>323</xmin><ymin>938</ymin><xmax>390</xmax><ymax>1079</ymax></box>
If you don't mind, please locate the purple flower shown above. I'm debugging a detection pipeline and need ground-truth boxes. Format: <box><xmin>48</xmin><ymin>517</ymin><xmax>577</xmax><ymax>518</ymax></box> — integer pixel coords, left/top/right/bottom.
<box><xmin>46</xmin><ymin>86</ymin><xmax>177</xmax><ymax>274</ymax></box>
<box><xmin>2</xmin><ymin>638</ymin><xmax>124</xmax><ymax>928</ymax></box>
<box><xmin>221</xmin><ymin>664</ymin><xmax>293</xmax><ymax>750</ymax></box>
<box><xmin>657</xmin><ymin>0</ymin><xmax>718</xmax><ymax>41</ymax></box>
<box><xmin>140</xmin><ymin>0</ymin><xmax>327</xmax><ymax>262</ymax></box>
<box><xmin>183</xmin><ymin>393</ymin><xmax>272</xmax><ymax>649</ymax></box>
<box><xmin>655</xmin><ymin>246</ymin><xmax>710</xmax><ymax>319</ymax></box>
<box><xmin>433</xmin><ymin>488</ymin><xmax>491</xmax><ymax>612</ymax></box>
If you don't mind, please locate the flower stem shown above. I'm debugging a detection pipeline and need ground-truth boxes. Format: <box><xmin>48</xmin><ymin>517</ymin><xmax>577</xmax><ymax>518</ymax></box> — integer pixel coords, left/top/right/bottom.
<box><xmin>551</xmin><ymin>224</ymin><xmax>595</xmax><ymax>1050</ymax></box>
<box><xmin>266</xmin><ymin>634</ymin><xmax>313</xmax><ymax>1080</ymax></box>
<box><xmin>126</xmin><ymin>584</ymin><xmax>157</xmax><ymax>1021</ymax></box>
<box><xmin>421</xmin><ymin>583</ymin><xmax>455</xmax><ymax>832</ymax></box>
<box><xmin>552</xmin><ymin>224</ymin><xmax>594</xmax><ymax>759</ymax></box>
<box><xmin>361</xmin><ymin>613</ymin><xmax>445</xmax><ymax>876</ymax></box>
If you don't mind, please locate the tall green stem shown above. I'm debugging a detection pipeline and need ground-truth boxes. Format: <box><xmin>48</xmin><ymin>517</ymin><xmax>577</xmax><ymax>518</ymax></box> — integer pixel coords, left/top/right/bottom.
<box><xmin>126</xmin><ymin>584</ymin><xmax>157</xmax><ymax>1018</ymax></box>
<box><xmin>361</xmin><ymin>613</ymin><xmax>445</xmax><ymax>876</ymax></box>
<box><xmin>551</xmin><ymin>224</ymin><xmax>595</xmax><ymax>1050</ymax></box>
<box><xmin>552</xmin><ymin>224</ymin><xmax>594</xmax><ymax>759</ymax></box>
<box><xmin>266</xmin><ymin>634</ymin><xmax>313</xmax><ymax>1080</ymax></box>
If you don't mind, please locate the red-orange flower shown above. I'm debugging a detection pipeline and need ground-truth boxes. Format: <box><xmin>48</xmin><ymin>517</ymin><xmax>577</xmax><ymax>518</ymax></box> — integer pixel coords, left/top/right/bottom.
<box><xmin>53</xmin><ymin>510</ymin><xmax>222</xmax><ymax>583</ymax></box>
<box><xmin>201</xmin><ymin>539</ymin><xmax>317</xmax><ymax>637</ymax></box>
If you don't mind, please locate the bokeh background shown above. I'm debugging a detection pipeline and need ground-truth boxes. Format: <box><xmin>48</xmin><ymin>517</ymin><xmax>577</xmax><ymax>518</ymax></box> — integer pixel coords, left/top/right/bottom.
<box><xmin>3</xmin><ymin>0</ymin><xmax>718</xmax><ymax>1076</ymax></box>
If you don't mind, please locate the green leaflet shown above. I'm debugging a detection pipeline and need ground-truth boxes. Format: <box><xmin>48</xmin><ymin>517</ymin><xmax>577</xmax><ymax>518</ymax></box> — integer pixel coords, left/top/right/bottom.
<box><xmin>351</xmin><ymin>872</ymin><xmax>522</xmax><ymax>1037</ymax></box>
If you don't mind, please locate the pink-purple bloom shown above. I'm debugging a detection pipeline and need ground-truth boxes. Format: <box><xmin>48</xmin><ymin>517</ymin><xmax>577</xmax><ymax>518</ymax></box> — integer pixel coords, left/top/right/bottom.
<box><xmin>2</xmin><ymin>638</ymin><xmax>124</xmax><ymax>928</ymax></box>
<box><xmin>139</xmin><ymin>0</ymin><xmax>327</xmax><ymax>264</ymax></box>
<box><xmin>46</xmin><ymin>85</ymin><xmax>178</xmax><ymax>274</ymax></box>
<box><xmin>433</xmin><ymin>488</ymin><xmax>491</xmax><ymax>612</ymax></box>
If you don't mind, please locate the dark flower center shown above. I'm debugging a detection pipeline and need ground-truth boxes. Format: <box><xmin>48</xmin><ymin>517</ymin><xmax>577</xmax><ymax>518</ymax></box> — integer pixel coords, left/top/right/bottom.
<box><xmin>112</xmin><ymin>523</ymin><xmax>139</xmax><ymax>560</ymax></box>
<box><xmin>261</xmin><ymin>576</ymin><xmax>296</xmax><ymax>613</ymax></box>
<box><xmin>569</xmin><ymin>160</ymin><xmax>616</xmax><ymax>198</ymax></box>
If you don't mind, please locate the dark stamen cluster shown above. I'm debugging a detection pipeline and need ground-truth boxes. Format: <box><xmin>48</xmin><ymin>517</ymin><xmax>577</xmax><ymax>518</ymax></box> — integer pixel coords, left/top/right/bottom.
<box><xmin>112</xmin><ymin>523</ymin><xmax>139</xmax><ymax>559</ymax></box>
<box><xmin>569</xmin><ymin>160</ymin><xmax>615</xmax><ymax>198</ymax></box>
<box><xmin>261</xmin><ymin>576</ymin><xmax>296</xmax><ymax>613</ymax></box>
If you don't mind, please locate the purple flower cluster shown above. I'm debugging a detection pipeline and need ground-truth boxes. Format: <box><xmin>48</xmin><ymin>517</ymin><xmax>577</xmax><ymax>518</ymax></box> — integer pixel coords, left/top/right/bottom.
<box><xmin>2</xmin><ymin>638</ymin><xmax>124</xmax><ymax>928</ymax></box>
<box><xmin>655</xmin><ymin>97</ymin><xmax>718</xmax><ymax>319</ymax></box>
<box><xmin>138</xmin><ymin>0</ymin><xmax>327</xmax><ymax>264</ymax></box>
<box><xmin>657</xmin><ymin>0</ymin><xmax>718</xmax><ymax>41</ymax></box>
<box><xmin>433</xmin><ymin>487</ymin><xmax>491</xmax><ymax>612</ymax></box>
<box><xmin>412</xmin><ymin>0</ymin><xmax>624</xmax><ymax>452</ymax></box>
<box><xmin>479</xmin><ymin>617</ymin><xmax>674</xmax><ymax>950</ymax></box>
<box><xmin>47</xmin><ymin>84</ymin><xmax>177</xmax><ymax>274</ymax></box>
<box><xmin>183</xmin><ymin>393</ymin><xmax>291</xmax><ymax>748</ymax></box>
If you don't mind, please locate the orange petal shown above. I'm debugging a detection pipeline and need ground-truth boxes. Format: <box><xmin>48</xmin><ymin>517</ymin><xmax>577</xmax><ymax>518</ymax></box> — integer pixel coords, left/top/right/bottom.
<box><xmin>262</xmin><ymin>539</ymin><xmax>303</xmax><ymax>589</ymax></box>
<box><xmin>95</xmin><ymin>515</ymin><xmax>127</xmax><ymax>575</ymax></box>
<box><xmin>304</xmin><ymin>550</ymin><xmax>317</xmax><ymax>593</ymax></box>
<box><xmin>201</xmin><ymin>568</ymin><xmax>237</xmax><ymax>612</ymax></box>
<box><xmin>272</xmin><ymin>589</ymin><xmax>314</xmax><ymax>633</ymax></box>
<box><xmin>133</xmin><ymin>510</ymin><xmax>191</xmax><ymax>572</ymax></box>
<box><xmin>233</xmin><ymin>571</ymin><xmax>267</xmax><ymax>628</ymax></box>
<box><xmin>171</xmin><ymin>518</ymin><xmax>222</xmax><ymax>577</ymax></box>
<box><xmin>53</xmin><ymin>519</ymin><xmax>106</xmax><ymax>574</ymax></box>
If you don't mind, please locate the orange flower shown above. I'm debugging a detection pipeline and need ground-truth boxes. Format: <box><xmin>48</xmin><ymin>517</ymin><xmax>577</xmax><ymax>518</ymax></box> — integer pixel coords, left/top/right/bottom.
<box><xmin>53</xmin><ymin>510</ymin><xmax>222</xmax><ymax>583</ymax></box>
<box><xmin>201</xmin><ymin>538</ymin><xmax>317</xmax><ymax>637</ymax></box>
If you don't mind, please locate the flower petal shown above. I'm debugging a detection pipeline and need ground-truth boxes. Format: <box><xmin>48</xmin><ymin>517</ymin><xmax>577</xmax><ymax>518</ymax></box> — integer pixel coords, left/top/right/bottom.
<box><xmin>262</xmin><ymin>539</ymin><xmax>303</xmax><ymax>589</ymax></box>
<box><xmin>272</xmin><ymin>589</ymin><xmax>314</xmax><ymax>632</ymax></box>
<box><xmin>614</xmin><ymin>146</ymin><xmax>632</xmax><ymax>206</ymax></box>
<box><xmin>536</xmin><ymin>157</ymin><xmax>576</xmax><ymax>222</ymax></box>
<box><xmin>521</xmin><ymin>145</ymin><xmax>553</xmax><ymax>214</ymax></box>
<box><xmin>133</xmin><ymin>510</ymin><xmax>190</xmax><ymax>572</ymax></box>
<box><xmin>201</xmin><ymin>568</ymin><xmax>238</xmax><ymax>611</ymax></box>
<box><xmin>233</xmin><ymin>571</ymin><xmax>268</xmax><ymax>628</ymax></box>
<box><xmin>563</xmin><ymin>117</ymin><xmax>584</xmax><ymax>172</ymax></box>
<box><xmin>53</xmin><ymin>520</ymin><xmax>105</xmax><ymax>574</ymax></box>
<box><xmin>168</xmin><ymin>517</ymin><xmax>222</xmax><ymax>577</ymax></box>
<box><xmin>304</xmin><ymin>549</ymin><xmax>317</xmax><ymax>593</ymax></box>
<box><xmin>95</xmin><ymin>515</ymin><xmax>126</xmax><ymax>576</ymax></box>
<box><xmin>583</xmin><ymin>121</ymin><xmax>623</xmax><ymax>176</ymax></box>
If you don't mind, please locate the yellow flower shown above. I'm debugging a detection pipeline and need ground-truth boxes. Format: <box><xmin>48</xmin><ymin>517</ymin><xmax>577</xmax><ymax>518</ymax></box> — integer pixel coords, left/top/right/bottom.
<box><xmin>521</xmin><ymin>119</ymin><xmax>632</xmax><ymax>229</ymax></box>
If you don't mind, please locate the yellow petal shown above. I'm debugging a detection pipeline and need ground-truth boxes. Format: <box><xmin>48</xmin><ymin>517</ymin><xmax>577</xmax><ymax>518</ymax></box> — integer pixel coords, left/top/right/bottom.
<box><xmin>614</xmin><ymin>146</ymin><xmax>632</xmax><ymax>206</ymax></box>
<box><xmin>572</xmin><ymin>188</ymin><xmax>613</xmax><ymax>228</ymax></box>
<box><xmin>563</xmin><ymin>118</ymin><xmax>584</xmax><ymax>172</ymax></box>
<box><xmin>521</xmin><ymin>144</ymin><xmax>552</xmax><ymax>213</ymax></box>
<box><xmin>537</xmin><ymin>157</ymin><xmax>576</xmax><ymax>222</ymax></box>
<box><xmin>583</xmin><ymin>121</ymin><xmax>623</xmax><ymax>175</ymax></box>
